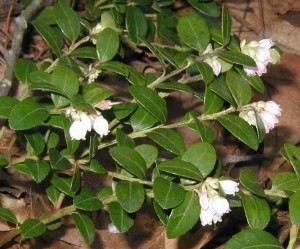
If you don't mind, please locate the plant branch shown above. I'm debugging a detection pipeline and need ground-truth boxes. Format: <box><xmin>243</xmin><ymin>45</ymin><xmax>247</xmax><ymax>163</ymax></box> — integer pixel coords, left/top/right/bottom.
<box><xmin>0</xmin><ymin>0</ymin><xmax>45</xmax><ymax>97</ymax></box>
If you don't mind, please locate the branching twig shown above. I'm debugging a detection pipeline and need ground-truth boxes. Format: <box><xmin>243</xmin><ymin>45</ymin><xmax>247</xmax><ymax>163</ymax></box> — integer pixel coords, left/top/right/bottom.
<box><xmin>0</xmin><ymin>0</ymin><xmax>44</xmax><ymax>97</ymax></box>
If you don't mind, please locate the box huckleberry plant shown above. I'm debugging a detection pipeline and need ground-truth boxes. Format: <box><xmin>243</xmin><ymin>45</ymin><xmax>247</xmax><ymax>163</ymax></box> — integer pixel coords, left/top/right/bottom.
<box><xmin>0</xmin><ymin>0</ymin><xmax>299</xmax><ymax>248</ymax></box>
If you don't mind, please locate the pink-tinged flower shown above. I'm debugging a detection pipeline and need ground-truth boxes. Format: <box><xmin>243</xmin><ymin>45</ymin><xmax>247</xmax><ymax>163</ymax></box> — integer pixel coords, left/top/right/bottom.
<box><xmin>69</xmin><ymin>120</ymin><xmax>88</xmax><ymax>140</ymax></box>
<box><xmin>260</xmin><ymin>111</ymin><xmax>278</xmax><ymax>133</ymax></box>
<box><xmin>93</xmin><ymin>116</ymin><xmax>109</xmax><ymax>137</ymax></box>
<box><xmin>264</xmin><ymin>101</ymin><xmax>282</xmax><ymax>116</ymax></box>
<box><xmin>219</xmin><ymin>180</ymin><xmax>239</xmax><ymax>196</ymax></box>
<box><xmin>239</xmin><ymin>109</ymin><xmax>256</xmax><ymax>126</ymax></box>
<box><xmin>258</xmin><ymin>39</ymin><xmax>274</xmax><ymax>49</ymax></box>
<box><xmin>199</xmin><ymin>192</ymin><xmax>209</xmax><ymax>210</ymax></box>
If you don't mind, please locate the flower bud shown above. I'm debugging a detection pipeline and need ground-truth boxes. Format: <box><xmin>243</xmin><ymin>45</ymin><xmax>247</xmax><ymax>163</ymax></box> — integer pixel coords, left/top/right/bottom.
<box><xmin>69</xmin><ymin>120</ymin><xmax>88</xmax><ymax>140</ymax></box>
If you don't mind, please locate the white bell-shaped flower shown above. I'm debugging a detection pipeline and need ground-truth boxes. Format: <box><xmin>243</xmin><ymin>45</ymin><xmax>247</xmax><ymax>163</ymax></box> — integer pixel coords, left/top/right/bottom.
<box><xmin>93</xmin><ymin>116</ymin><xmax>109</xmax><ymax>137</ymax></box>
<box><xmin>219</xmin><ymin>180</ymin><xmax>239</xmax><ymax>196</ymax></box>
<box><xmin>79</xmin><ymin>112</ymin><xmax>93</xmax><ymax>131</ymax></box>
<box><xmin>209</xmin><ymin>196</ymin><xmax>230</xmax><ymax>216</ymax></box>
<box><xmin>264</xmin><ymin>101</ymin><xmax>282</xmax><ymax>116</ymax></box>
<box><xmin>200</xmin><ymin>207</ymin><xmax>215</xmax><ymax>226</ymax></box>
<box><xmin>69</xmin><ymin>120</ymin><xmax>88</xmax><ymax>140</ymax></box>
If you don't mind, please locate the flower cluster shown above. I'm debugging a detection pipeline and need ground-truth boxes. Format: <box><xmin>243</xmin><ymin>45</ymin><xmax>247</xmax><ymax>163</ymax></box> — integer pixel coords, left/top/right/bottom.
<box><xmin>240</xmin><ymin>38</ymin><xmax>280</xmax><ymax>76</ymax></box>
<box><xmin>66</xmin><ymin>107</ymin><xmax>109</xmax><ymax>140</ymax></box>
<box><xmin>196</xmin><ymin>178</ymin><xmax>239</xmax><ymax>226</ymax></box>
<box><xmin>203</xmin><ymin>44</ymin><xmax>222</xmax><ymax>76</ymax></box>
<box><xmin>239</xmin><ymin>101</ymin><xmax>282</xmax><ymax>133</ymax></box>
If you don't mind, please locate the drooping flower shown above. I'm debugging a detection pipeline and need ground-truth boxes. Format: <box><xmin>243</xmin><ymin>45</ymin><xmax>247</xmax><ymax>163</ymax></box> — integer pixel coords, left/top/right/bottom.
<box><xmin>69</xmin><ymin>120</ymin><xmax>88</xmax><ymax>140</ymax></box>
<box><xmin>93</xmin><ymin>115</ymin><xmax>109</xmax><ymax>137</ymax></box>
<box><xmin>203</xmin><ymin>44</ymin><xmax>222</xmax><ymax>76</ymax></box>
<box><xmin>239</xmin><ymin>101</ymin><xmax>282</xmax><ymax>133</ymax></box>
<box><xmin>240</xmin><ymin>38</ymin><xmax>279</xmax><ymax>76</ymax></box>
<box><xmin>209</xmin><ymin>195</ymin><xmax>231</xmax><ymax>216</ymax></box>
<box><xmin>219</xmin><ymin>180</ymin><xmax>239</xmax><ymax>196</ymax></box>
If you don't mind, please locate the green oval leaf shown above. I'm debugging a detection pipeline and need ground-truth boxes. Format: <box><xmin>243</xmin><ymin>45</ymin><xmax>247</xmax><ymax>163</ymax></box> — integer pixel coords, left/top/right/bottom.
<box><xmin>225</xmin><ymin>229</ymin><xmax>283</xmax><ymax>249</ymax></box>
<box><xmin>49</xmin><ymin>149</ymin><xmax>72</xmax><ymax>170</ymax></box>
<box><xmin>209</xmin><ymin>77</ymin><xmax>236</xmax><ymax>106</ymax></box>
<box><xmin>126</xmin><ymin>5</ymin><xmax>148</xmax><ymax>43</ymax></box>
<box><xmin>283</xmin><ymin>144</ymin><xmax>300</xmax><ymax>179</ymax></box>
<box><xmin>147</xmin><ymin>128</ymin><xmax>185</xmax><ymax>155</ymax></box>
<box><xmin>219</xmin><ymin>50</ymin><xmax>256</xmax><ymax>67</ymax></box>
<box><xmin>46</xmin><ymin>185</ymin><xmax>61</xmax><ymax>206</ymax></box>
<box><xmin>240</xmin><ymin>169</ymin><xmax>265</xmax><ymax>197</ymax></box>
<box><xmin>21</xmin><ymin>219</ymin><xmax>47</xmax><ymax>239</ymax></box>
<box><xmin>54</xmin><ymin>0</ymin><xmax>81</xmax><ymax>41</ymax></box>
<box><xmin>109</xmin><ymin>201</ymin><xmax>134</xmax><ymax>233</ymax></box>
<box><xmin>116</xmin><ymin>129</ymin><xmax>135</xmax><ymax>148</ymax></box>
<box><xmin>25</xmin><ymin>159</ymin><xmax>50</xmax><ymax>183</ymax></box>
<box><xmin>72</xmin><ymin>213</ymin><xmax>96</xmax><ymax>245</ymax></box>
<box><xmin>129</xmin><ymin>86</ymin><xmax>167</xmax><ymax>123</ymax></box>
<box><xmin>24</xmin><ymin>131</ymin><xmax>45</xmax><ymax>155</ymax></box>
<box><xmin>158</xmin><ymin>158</ymin><xmax>202</xmax><ymax>181</ymax></box>
<box><xmin>194</xmin><ymin>61</ymin><xmax>214</xmax><ymax>84</ymax></box>
<box><xmin>96</xmin><ymin>28</ymin><xmax>119</xmax><ymax>62</ymax></box>
<box><xmin>166</xmin><ymin>191</ymin><xmax>200</xmax><ymax>238</ymax></box>
<box><xmin>109</xmin><ymin>146</ymin><xmax>147</xmax><ymax>179</ymax></box>
<box><xmin>134</xmin><ymin>144</ymin><xmax>158</xmax><ymax>168</ymax></box>
<box><xmin>177</xmin><ymin>12</ymin><xmax>210</xmax><ymax>52</ymax></box>
<box><xmin>242</xmin><ymin>194</ymin><xmax>270</xmax><ymax>229</ymax></box>
<box><xmin>116</xmin><ymin>181</ymin><xmax>145</xmax><ymax>213</ymax></box>
<box><xmin>70</xmin><ymin>46</ymin><xmax>97</xmax><ymax>59</ymax></box>
<box><xmin>226</xmin><ymin>70</ymin><xmax>251</xmax><ymax>106</ymax></box>
<box><xmin>9</xmin><ymin>97</ymin><xmax>50</xmax><ymax>130</ymax></box>
<box><xmin>272</xmin><ymin>172</ymin><xmax>300</xmax><ymax>192</ymax></box>
<box><xmin>0</xmin><ymin>97</ymin><xmax>19</xmax><ymax>118</ymax></box>
<box><xmin>50</xmin><ymin>174</ymin><xmax>76</xmax><ymax>197</ymax></box>
<box><xmin>187</xmin><ymin>0</ymin><xmax>220</xmax><ymax>17</ymax></box>
<box><xmin>235</xmin><ymin>67</ymin><xmax>264</xmax><ymax>93</ymax></box>
<box><xmin>222</xmin><ymin>5</ymin><xmax>232</xmax><ymax>45</ymax></box>
<box><xmin>74</xmin><ymin>188</ymin><xmax>103</xmax><ymax>211</ymax></box>
<box><xmin>182</xmin><ymin>142</ymin><xmax>216</xmax><ymax>177</ymax></box>
<box><xmin>153</xmin><ymin>177</ymin><xmax>186</xmax><ymax>209</ymax></box>
<box><xmin>218</xmin><ymin>114</ymin><xmax>259</xmax><ymax>150</ymax></box>
<box><xmin>289</xmin><ymin>190</ymin><xmax>300</xmax><ymax>227</ymax></box>
<box><xmin>0</xmin><ymin>207</ymin><xmax>17</xmax><ymax>225</ymax></box>
<box><xmin>130</xmin><ymin>106</ymin><xmax>158</xmax><ymax>131</ymax></box>
<box><xmin>204</xmin><ymin>87</ymin><xmax>224</xmax><ymax>114</ymax></box>
<box><xmin>14</xmin><ymin>59</ymin><xmax>38</xmax><ymax>85</ymax></box>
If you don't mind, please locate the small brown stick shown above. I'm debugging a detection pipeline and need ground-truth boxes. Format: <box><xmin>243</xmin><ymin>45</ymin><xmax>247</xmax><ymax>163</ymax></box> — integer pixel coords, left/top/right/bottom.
<box><xmin>257</xmin><ymin>0</ymin><xmax>266</xmax><ymax>38</ymax></box>
<box><xmin>5</xmin><ymin>5</ymin><xmax>14</xmax><ymax>48</ymax></box>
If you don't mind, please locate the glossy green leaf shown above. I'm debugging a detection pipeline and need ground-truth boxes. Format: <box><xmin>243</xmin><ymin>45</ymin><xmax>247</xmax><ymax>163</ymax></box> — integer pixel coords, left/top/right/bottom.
<box><xmin>113</xmin><ymin>102</ymin><xmax>137</xmax><ymax>120</ymax></box>
<box><xmin>98</xmin><ymin>187</ymin><xmax>113</xmax><ymax>199</ymax></box>
<box><xmin>289</xmin><ymin>190</ymin><xmax>300</xmax><ymax>227</ymax></box>
<box><xmin>0</xmin><ymin>97</ymin><xmax>19</xmax><ymax>118</ymax></box>
<box><xmin>116</xmin><ymin>181</ymin><xmax>145</xmax><ymax>213</ymax></box>
<box><xmin>97</xmin><ymin>61</ymin><xmax>129</xmax><ymax>77</ymax></box>
<box><xmin>0</xmin><ymin>208</ymin><xmax>17</xmax><ymax>225</ymax></box>
<box><xmin>14</xmin><ymin>59</ymin><xmax>37</xmax><ymax>85</ymax></box>
<box><xmin>81</xmin><ymin>84</ymin><xmax>113</xmax><ymax>105</ymax></box>
<box><xmin>194</xmin><ymin>61</ymin><xmax>214</xmax><ymax>84</ymax></box>
<box><xmin>21</xmin><ymin>219</ymin><xmax>47</xmax><ymax>239</ymax></box>
<box><xmin>224</xmin><ymin>229</ymin><xmax>283</xmax><ymax>249</ymax></box>
<box><xmin>222</xmin><ymin>5</ymin><xmax>232</xmax><ymax>45</ymax></box>
<box><xmin>51</xmin><ymin>65</ymin><xmax>79</xmax><ymax>99</ymax></box>
<box><xmin>272</xmin><ymin>172</ymin><xmax>300</xmax><ymax>192</ymax></box>
<box><xmin>116</xmin><ymin>129</ymin><xmax>135</xmax><ymax>148</ymax></box>
<box><xmin>134</xmin><ymin>144</ymin><xmax>158</xmax><ymax>168</ymax></box>
<box><xmin>29</xmin><ymin>82</ymin><xmax>68</xmax><ymax>96</ymax></box>
<box><xmin>54</xmin><ymin>0</ymin><xmax>81</xmax><ymax>41</ymax></box>
<box><xmin>50</xmin><ymin>174</ymin><xmax>76</xmax><ymax>197</ymax></box>
<box><xmin>253</xmin><ymin>108</ymin><xmax>265</xmax><ymax>143</ymax></box>
<box><xmin>74</xmin><ymin>188</ymin><xmax>103</xmax><ymax>211</ymax></box>
<box><xmin>209</xmin><ymin>77</ymin><xmax>236</xmax><ymax>106</ymax></box>
<box><xmin>148</xmin><ymin>128</ymin><xmax>185</xmax><ymax>155</ymax></box>
<box><xmin>129</xmin><ymin>86</ymin><xmax>167</xmax><ymax>123</ymax></box>
<box><xmin>49</xmin><ymin>149</ymin><xmax>72</xmax><ymax>170</ymax></box>
<box><xmin>156</xmin><ymin>82</ymin><xmax>201</xmax><ymax>98</ymax></box>
<box><xmin>70</xmin><ymin>94</ymin><xmax>95</xmax><ymax>114</ymax></box>
<box><xmin>32</xmin><ymin>21</ymin><xmax>63</xmax><ymax>57</ymax></box>
<box><xmin>218</xmin><ymin>114</ymin><xmax>259</xmax><ymax>150</ymax></box>
<box><xmin>182</xmin><ymin>142</ymin><xmax>216</xmax><ymax>177</ymax></box>
<box><xmin>0</xmin><ymin>153</ymin><xmax>8</xmax><ymax>168</ymax></box>
<box><xmin>72</xmin><ymin>213</ymin><xmax>96</xmax><ymax>245</ymax></box>
<box><xmin>126</xmin><ymin>5</ymin><xmax>148</xmax><ymax>43</ymax></box>
<box><xmin>28</xmin><ymin>70</ymin><xmax>51</xmax><ymax>84</ymax></box>
<box><xmin>130</xmin><ymin>106</ymin><xmax>158</xmax><ymax>131</ymax></box>
<box><xmin>70</xmin><ymin>46</ymin><xmax>97</xmax><ymax>59</ymax></box>
<box><xmin>219</xmin><ymin>50</ymin><xmax>256</xmax><ymax>67</ymax></box>
<box><xmin>158</xmin><ymin>158</ymin><xmax>202</xmax><ymax>181</ymax></box>
<box><xmin>46</xmin><ymin>184</ymin><xmax>61</xmax><ymax>206</ymax></box>
<box><xmin>204</xmin><ymin>87</ymin><xmax>224</xmax><ymax>114</ymax></box>
<box><xmin>153</xmin><ymin>201</ymin><xmax>168</xmax><ymax>226</ymax></box>
<box><xmin>235</xmin><ymin>67</ymin><xmax>264</xmax><ymax>93</ymax></box>
<box><xmin>12</xmin><ymin>163</ymin><xmax>30</xmax><ymax>175</ymax></box>
<box><xmin>187</xmin><ymin>0</ymin><xmax>220</xmax><ymax>17</ymax></box>
<box><xmin>70</xmin><ymin>167</ymin><xmax>81</xmax><ymax>193</ymax></box>
<box><xmin>240</xmin><ymin>169</ymin><xmax>265</xmax><ymax>197</ymax></box>
<box><xmin>242</xmin><ymin>194</ymin><xmax>270</xmax><ymax>229</ymax></box>
<box><xmin>166</xmin><ymin>192</ymin><xmax>200</xmax><ymax>238</ymax></box>
<box><xmin>153</xmin><ymin>177</ymin><xmax>185</xmax><ymax>209</ymax></box>
<box><xmin>282</xmin><ymin>144</ymin><xmax>300</xmax><ymax>179</ymax></box>
<box><xmin>9</xmin><ymin>97</ymin><xmax>49</xmax><ymax>130</ymax></box>
<box><xmin>109</xmin><ymin>146</ymin><xmax>147</xmax><ymax>178</ymax></box>
<box><xmin>34</xmin><ymin>5</ymin><xmax>56</xmax><ymax>25</ymax></box>
<box><xmin>226</xmin><ymin>70</ymin><xmax>251</xmax><ymax>106</ymax></box>
<box><xmin>177</xmin><ymin>12</ymin><xmax>210</xmax><ymax>52</ymax></box>
<box><xmin>90</xmin><ymin>159</ymin><xmax>108</xmax><ymax>174</ymax></box>
<box><xmin>109</xmin><ymin>201</ymin><xmax>134</xmax><ymax>233</ymax></box>
<box><xmin>24</xmin><ymin>131</ymin><xmax>45</xmax><ymax>155</ymax></box>
<box><xmin>96</xmin><ymin>28</ymin><xmax>119</xmax><ymax>62</ymax></box>
<box><xmin>25</xmin><ymin>159</ymin><xmax>50</xmax><ymax>183</ymax></box>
